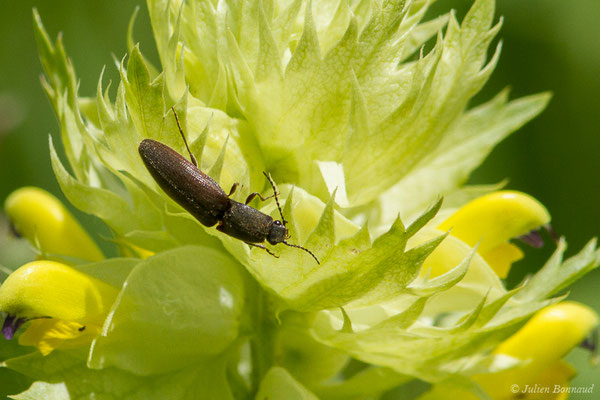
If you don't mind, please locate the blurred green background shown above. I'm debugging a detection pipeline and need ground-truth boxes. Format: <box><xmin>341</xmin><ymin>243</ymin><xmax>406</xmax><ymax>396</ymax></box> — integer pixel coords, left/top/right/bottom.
<box><xmin>0</xmin><ymin>0</ymin><xmax>598</xmax><ymax>394</ymax></box>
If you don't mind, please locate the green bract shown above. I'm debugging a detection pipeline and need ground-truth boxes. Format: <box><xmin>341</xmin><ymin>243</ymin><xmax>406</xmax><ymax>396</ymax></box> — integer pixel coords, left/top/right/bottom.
<box><xmin>1</xmin><ymin>0</ymin><xmax>598</xmax><ymax>398</ymax></box>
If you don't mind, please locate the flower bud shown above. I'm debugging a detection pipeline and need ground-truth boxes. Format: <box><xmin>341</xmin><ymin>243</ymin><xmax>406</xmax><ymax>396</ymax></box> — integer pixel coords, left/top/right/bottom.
<box><xmin>5</xmin><ymin>187</ymin><xmax>104</xmax><ymax>262</ymax></box>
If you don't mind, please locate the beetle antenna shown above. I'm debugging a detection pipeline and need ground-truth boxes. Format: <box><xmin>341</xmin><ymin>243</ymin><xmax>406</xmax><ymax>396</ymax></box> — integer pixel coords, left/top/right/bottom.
<box><xmin>283</xmin><ymin>241</ymin><xmax>320</xmax><ymax>264</ymax></box>
<box><xmin>263</xmin><ymin>171</ymin><xmax>287</xmax><ymax>226</ymax></box>
<box><xmin>171</xmin><ymin>107</ymin><xmax>198</xmax><ymax>167</ymax></box>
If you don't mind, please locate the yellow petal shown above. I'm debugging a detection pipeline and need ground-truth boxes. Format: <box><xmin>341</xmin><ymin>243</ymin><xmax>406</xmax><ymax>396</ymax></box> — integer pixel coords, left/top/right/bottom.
<box><xmin>527</xmin><ymin>360</ymin><xmax>576</xmax><ymax>400</ymax></box>
<box><xmin>18</xmin><ymin>319</ymin><xmax>100</xmax><ymax>355</ymax></box>
<box><xmin>0</xmin><ymin>260</ymin><xmax>119</xmax><ymax>325</ymax></box>
<box><xmin>481</xmin><ymin>242</ymin><xmax>524</xmax><ymax>278</ymax></box>
<box><xmin>4</xmin><ymin>187</ymin><xmax>104</xmax><ymax>262</ymax></box>
<box><xmin>495</xmin><ymin>301</ymin><xmax>598</xmax><ymax>361</ymax></box>
<box><xmin>475</xmin><ymin>360</ymin><xmax>576</xmax><ymax>400</ymax></box>
<box><xmin>417</xmin><ymin>360</ymin><xmax>574</xmax><ymax>400</ymax></box>
<box><xmin>438</xmin><ymin>191</ymin><xmax>550</xmax><ymax>254</ymax></box>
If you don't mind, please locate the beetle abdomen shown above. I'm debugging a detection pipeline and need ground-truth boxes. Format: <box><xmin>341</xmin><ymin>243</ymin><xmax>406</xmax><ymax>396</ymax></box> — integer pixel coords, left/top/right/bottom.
<box><xmin>138</xmin><ymin>139</ymin><xmax>229</xmax><ymax>227</ymax></box>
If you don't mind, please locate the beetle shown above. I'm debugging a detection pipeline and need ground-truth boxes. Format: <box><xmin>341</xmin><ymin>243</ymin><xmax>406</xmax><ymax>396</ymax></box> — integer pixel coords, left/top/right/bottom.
<box><xmin>138</xmin><ymin>108</ymin><xmax>320</xmax><ymax>264</ymax></box>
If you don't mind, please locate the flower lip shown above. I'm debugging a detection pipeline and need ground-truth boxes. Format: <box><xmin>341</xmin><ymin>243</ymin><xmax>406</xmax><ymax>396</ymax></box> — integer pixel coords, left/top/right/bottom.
<box><xmin>2</xmin><ymin>315</ymin><xmax>52</xmax><ymax>340</ymax></box>
<box><xmin>580</xmin><ymin>328</ymin><xmax>598</xmax><ymax>364</ymax></box>
<box><xmin>516</xmin><ymin>224</ymin><xmax>558</xmax><ymax>248</ymax></box>
<box><xmin>2</xmin><ymin>314</ymin><xmax>26</xmax><ymax>340</ymax></box>
<box><xmin>516</xmin><ymin>229</ymin><xmax>545</xmax><ymax>248</ymax></box>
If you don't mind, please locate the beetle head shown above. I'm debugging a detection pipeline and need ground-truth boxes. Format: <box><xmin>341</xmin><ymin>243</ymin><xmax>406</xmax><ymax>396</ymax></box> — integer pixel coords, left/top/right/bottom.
<box><xmin>267</xmin><ymin>220</ymin><xmax>288</xmax><ymax>245</ymax></box>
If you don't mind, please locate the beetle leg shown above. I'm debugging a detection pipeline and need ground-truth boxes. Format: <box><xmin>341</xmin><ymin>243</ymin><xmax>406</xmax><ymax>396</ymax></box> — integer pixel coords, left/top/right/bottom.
<box><xmin>246</xmin><ymin>242</ymin><xmax>279</xmax><ymax>258</ymax></box>
<box><xmin>262</xmin><ymin>172</ymin><xmax>287</xmax><ymax>226</ymax></box>
<box><xmin>245</xmin><ymin>192</ymin><xmax>276</xmax><ymax>205</ymax></box>
<box><xmin>228</xmin><ymin>182</ymin><xmax>239</xmax><ymax>197</ymax></box>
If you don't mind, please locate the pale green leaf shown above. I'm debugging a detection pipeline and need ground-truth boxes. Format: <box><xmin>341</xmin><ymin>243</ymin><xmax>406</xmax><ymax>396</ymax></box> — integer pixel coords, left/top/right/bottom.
<box><xmin>515</xmin><ymin>238</ymin><xmax>600</xmax><ymax>302</ymax></box>
<box><xmin>50</xmin><ymin>136</ymin><xmax>145</xmax><ymax>236</ymax></box>
<box><xmin>88</xmin><ymin>246</ymin><xmax>245</xmax><ymax>375</ymax></box>
<box><xmin>377</xmin><ymin>90</ymin><xmax>551</xmax><ymax>228</ymax></box>
<box><xmin>255</xmin><ymin>367</ymin><xmax>319</xmax><ymax>400</ymax></box>
<box><xmin>273</xmin><ymin>319</ymin><xmax>349</xmax><ymax>388</ymax></box>
<box><xmin>5</xmin><ymin>350</ymin><xmax>234</xmax><ymax>400</ymax></box>
<box><xmin>10</xmin><ymin>382</ymin><xmax>69</xmax><ymax>400</ymax></box>
<box><xmin>314</xmin><ymin>366</ymin><xmax>411</xmax><ymax>400</ymax></box>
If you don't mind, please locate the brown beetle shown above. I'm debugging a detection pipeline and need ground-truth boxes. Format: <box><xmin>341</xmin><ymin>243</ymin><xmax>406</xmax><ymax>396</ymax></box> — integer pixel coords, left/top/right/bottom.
<box><xmin>138</xmin><ymin>109</ymin><xmax>319</xmax><ymax>264</ymax></box>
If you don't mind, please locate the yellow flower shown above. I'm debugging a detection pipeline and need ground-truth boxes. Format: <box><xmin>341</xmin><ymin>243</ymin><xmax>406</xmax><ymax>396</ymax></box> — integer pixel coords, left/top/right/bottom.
<box><xmin>475</xmin><ymin>301</ymin><xmax>598</xmax><ymax>399</ymax></box>
<box><xmin>427</xmin><ymin>191</ymin><xmax>551</xmax><ymax>278</ymax></box>
<box><xmin>4</xmin><ymin>187</ymin><xmax>104</xmax><ymax>262</ymax></box>
<box><xmin>417</xmin><ymin>301</ymin><xmax>598</xmax><ymax>400</ymax></box>
<box><xmin>0</xmin><ymin>260</ymin><xmax>119</xmax><ymax>355</ymax></box>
